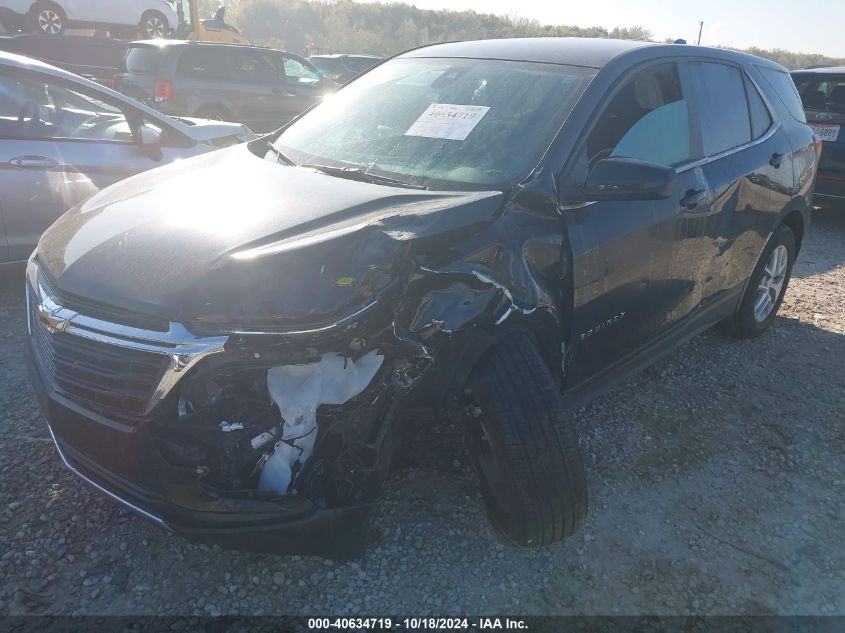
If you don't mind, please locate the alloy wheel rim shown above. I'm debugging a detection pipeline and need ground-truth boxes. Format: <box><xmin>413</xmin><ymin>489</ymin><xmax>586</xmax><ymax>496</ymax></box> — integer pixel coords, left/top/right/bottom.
<box><xmin>38</xmin><ymin>10</ymin><xmax>61</xmax><ymax>34</ymax></box>
<box><xmin>146</xmin><ymin>16</ymin><xmax>165</xmax><ymax>37</ymax></box>
<box><xmin>754</xmin><ymin>244</ymin><xmax>788</xmax><ymax>323</ymax></box>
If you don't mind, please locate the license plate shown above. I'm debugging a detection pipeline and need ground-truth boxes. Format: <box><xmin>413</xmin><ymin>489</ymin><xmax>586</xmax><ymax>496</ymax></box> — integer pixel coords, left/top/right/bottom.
<box><xmin>810</xmin><ymin>124</ymin><xmax>840</xmax><ymax>142</ymax></box>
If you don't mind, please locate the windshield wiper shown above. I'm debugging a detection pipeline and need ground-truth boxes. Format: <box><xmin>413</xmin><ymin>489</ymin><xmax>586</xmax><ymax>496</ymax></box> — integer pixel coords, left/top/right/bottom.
<box><xmin>301</xmin><ymin>163</ymin><xmax>427</xmax><ymax>189</ymax></box>
<box><xmin>265</xmin><ymin>141</ymin><xmax>295</xmax><ymax>165</ymax></box>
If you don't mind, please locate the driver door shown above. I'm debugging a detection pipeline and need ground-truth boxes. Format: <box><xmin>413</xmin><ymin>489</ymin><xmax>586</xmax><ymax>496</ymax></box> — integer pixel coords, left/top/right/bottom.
<box><xmin>561</xmin><ymin>60</ymin><xmax>709</xmax><ymax>386</ymax></box>
<box><xmin>0</xmin><ymin>69</ymin><xmax>180</xmax><ymax>262</ymax></box>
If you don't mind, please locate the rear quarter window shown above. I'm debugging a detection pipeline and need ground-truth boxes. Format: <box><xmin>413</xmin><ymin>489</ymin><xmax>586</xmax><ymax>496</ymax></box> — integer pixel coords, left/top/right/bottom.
<box><xmin>758</xmin><ymin>67</ymin><xmax>807</xmax><ymax>122</ymax></box>
<box><xmin>744</xmin><ymin>74</ymin><xmax>773</xmax><ymax>139</ymax></box>
<box><xmin>123</xmin><ymin>47</ymin><xmax>161</xmax><ymax>74</ymax></box>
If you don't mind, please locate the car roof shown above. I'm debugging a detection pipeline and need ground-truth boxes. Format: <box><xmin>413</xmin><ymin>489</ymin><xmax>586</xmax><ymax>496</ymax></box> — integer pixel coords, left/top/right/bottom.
<box><xmin>791</xmin><ymin>66</ymin><xmax>845</xmax><ymax>75</ymax></box>
<box><xmin>399</xmin><ymin>37</ymin><xmax>786</xmax><ymax>71</ymax></box>
<box><xmin>127</xmin><ymin>39</ymin><xmax>300</xmax><ymax>57</ymax></box>
<box><xmin>310</xmin><ymin>53</ymin><xmax>381</xmax><ymax>60</ymax></box>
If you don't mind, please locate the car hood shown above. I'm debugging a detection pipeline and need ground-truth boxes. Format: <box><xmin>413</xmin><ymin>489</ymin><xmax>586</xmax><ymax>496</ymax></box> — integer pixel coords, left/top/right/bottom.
<box><xmin>37</xmin><ymin>143</ymin><xmax>505</xmax><ymax>331</ymax></box>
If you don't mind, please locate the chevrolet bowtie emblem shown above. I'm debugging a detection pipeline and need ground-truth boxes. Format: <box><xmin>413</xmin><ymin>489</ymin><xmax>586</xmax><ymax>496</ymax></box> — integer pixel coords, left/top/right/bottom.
<box><xmin>37</xmin><ymin>302</ymin><xmax>76</xmax><ymax>332</ymax></box>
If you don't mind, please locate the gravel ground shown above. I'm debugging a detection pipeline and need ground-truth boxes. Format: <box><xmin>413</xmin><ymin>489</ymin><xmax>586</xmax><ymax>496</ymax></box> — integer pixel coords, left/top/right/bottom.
<box><xmin>0</xmin><ymin>212</ymin><xmax>843</xmax><ymax>617</ymax></box>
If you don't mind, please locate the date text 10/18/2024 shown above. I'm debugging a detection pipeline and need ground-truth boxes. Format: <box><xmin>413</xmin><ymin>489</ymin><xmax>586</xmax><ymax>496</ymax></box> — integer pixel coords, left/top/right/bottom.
<box><xmin>307</xmin><ymin>618</ymin><xmax>529</xmax><ymax>630</ymax></box>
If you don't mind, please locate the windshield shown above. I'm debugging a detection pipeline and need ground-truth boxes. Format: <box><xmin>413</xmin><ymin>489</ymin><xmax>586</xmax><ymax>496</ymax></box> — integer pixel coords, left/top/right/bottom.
<box><xmin>271</xmin><ymin>57</ymin><xmax>596</xmax><ymax>190</ymax></box>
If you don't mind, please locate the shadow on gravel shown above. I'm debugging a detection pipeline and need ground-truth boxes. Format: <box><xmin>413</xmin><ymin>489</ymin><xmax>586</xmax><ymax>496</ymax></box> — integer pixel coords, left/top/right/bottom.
<box><xmin>792</xmin><ymin>209</ymin><xmax>845</xmax><ymax>278</ymax></box>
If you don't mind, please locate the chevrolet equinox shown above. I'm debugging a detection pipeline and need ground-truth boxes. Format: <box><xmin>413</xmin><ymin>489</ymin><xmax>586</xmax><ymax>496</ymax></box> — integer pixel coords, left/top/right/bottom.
<box><xmin>26</xmin><ymin>38</ymin><xmax>819</xmax><ymax>558</ymax></box>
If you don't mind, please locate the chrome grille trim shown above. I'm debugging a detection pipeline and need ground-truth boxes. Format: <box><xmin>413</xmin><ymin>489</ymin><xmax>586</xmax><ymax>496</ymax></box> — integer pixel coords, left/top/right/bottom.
<box><xmin>27</xmin><ymin>257</ymin><xmax>229</xmax><ymax>417</ymax></box>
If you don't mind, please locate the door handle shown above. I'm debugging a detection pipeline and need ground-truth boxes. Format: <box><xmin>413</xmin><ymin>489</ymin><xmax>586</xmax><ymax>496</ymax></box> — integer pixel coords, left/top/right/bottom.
<box><xmin>272</xmin><ymin>88</ymin><xmax>297</xmax><ymax>96</ymax></box>
<box><xmin>10</xmin><ymin>156</ymin><xmax>59</xmax><ymax>170</ymax></box>
<box><xmin>769</xmin><ymin>152</ymin><xmax>785</xmax><ymax>168</ymax></box>
<box><xmin>680</xmin><ymin>188</ymin><xmax>707</xmax><ymax>210</ymax></box>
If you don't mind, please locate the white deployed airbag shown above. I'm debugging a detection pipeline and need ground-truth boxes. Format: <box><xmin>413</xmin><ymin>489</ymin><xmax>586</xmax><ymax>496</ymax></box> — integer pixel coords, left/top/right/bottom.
<box><xmin>258</xmin><ymin>350</ymin><xmax>384</xmax><ymax>494</ymax></box>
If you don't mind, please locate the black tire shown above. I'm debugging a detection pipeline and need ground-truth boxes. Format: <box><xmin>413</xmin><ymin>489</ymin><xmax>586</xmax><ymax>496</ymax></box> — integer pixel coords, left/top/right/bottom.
<box><xmin>140</xmin><ymin>10</ymin><xmax>168</xmax><ymax>38</ymax></box>
<box><xmin>723</xmin><ymin>224</ymin><xmax>796</xmax><ymax>339</ymax></box>
<box><xmin>31</xmin><ymin>2</ymin><xmax>65</xmax><ymax>35</ymax></box>
<box><xmin>194</xmin><ymin>105</ymin><xmax>233</xmax><ymax>122</ymax></box>
<box><xmin>466</xmin><ymin>332</ymin><xmax>587</xmax><ymax>546</ymax></box>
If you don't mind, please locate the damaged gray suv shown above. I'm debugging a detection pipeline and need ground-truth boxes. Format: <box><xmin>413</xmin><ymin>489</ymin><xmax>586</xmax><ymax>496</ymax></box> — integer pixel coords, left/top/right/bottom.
<box><xmin>26</xmin><ymin>38</ymin><xmax>817</xmax><ymax>557</ymax></box>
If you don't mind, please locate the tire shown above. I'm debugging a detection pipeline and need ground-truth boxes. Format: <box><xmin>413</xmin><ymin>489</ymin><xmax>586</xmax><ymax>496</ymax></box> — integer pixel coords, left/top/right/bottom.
<box><xmin>465</xmin><ymin>332</ymin><xmax>587</xmax><ymax>546</ymax></box>
<box><xmin>32</xmin><ymin>2</ymin><xmax>65</xmax><ymax>35</ymax></box>
<box><xmin>195</xmin><ymin>105</ymin><xmax>233</xmax><ymax>122</ymax></box>
<box><xmin>140</xmin><ymin>10</ymin><xmax>168</xmax><ymax>38</ymax></box>
<box><xmin>723</xmin><ymin>224</ymin><xmax>796</xmax><ymax>339</ymax></box>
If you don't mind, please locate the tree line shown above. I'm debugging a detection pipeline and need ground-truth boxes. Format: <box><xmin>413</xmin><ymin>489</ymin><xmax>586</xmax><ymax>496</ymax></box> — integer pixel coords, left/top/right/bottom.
<box><xmin>202</xmin><ymin>0</ymin><xmax>844</xmax><ymax>69</ymax></box>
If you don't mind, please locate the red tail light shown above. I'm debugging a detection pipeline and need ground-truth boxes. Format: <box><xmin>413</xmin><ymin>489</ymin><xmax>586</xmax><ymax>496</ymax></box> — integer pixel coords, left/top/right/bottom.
<box><xmin>814</xmin><ymin>133</ymin><xmax>823</xmax><ymax>158</ymax></box>
<box><xmin>111</xmin><ymin>73</ymin><xmax>119</xmax><ymax>90</ymax></box>
<box><xmin>154</xmin><ymin>79</ymin><xmax>172</xmax><ymax>103</ymax></box>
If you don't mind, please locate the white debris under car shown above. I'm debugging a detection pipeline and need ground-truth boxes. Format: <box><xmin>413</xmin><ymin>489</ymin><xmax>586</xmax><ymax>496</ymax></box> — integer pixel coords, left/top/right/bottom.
<box><xmin>259</xmin><ymin>350</ymin><xmax>384</xmax><ymax>494</ymax></box>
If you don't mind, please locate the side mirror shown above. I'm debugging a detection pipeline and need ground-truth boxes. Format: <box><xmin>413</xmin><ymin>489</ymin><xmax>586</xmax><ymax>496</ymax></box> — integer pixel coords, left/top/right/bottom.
<box><xmin>139</xmin><ymin>124</ymin><xmax>161</xmax><ymax>147</ymax></box>
<box><xmin>138</xmin><ymin>124</ymin><xmax>162</xmax><ymax>160</ymax></box>
<box><xmin>578</xmin><ymin>157</ymin><xmax>677</xmax><ymax>201</ymax></box>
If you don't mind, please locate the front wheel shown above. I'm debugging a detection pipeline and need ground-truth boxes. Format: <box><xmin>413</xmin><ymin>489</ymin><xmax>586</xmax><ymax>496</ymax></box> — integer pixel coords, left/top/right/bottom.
<box><xmin>723</xmin><ymin>224</ymin><xmax>796</xmax><ymax>339</ymax></box>
<box><xmin>465</xmin><ymin>332</ymin><xmax>587</xmax><ymax>546</ymax></box>
<box><xmin>140</xmin><ymin>10</ymin><xmax>168</xmax><ymax>38</ymax></box>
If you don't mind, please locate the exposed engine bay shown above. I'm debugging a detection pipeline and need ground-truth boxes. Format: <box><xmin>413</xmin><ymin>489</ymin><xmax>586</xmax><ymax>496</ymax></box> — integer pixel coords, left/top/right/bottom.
<box><xmin>149</xmin><ymin>342</ymin><xmax>409</xmax><ymax>510</ymax></box>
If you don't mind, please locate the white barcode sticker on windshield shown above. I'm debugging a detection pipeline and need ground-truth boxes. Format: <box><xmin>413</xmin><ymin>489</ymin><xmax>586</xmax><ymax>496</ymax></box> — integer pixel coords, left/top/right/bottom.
<box><xmin>404</xmin><ymin>103</ymin><xmax>491</xmax><ymax>141</ymax></box>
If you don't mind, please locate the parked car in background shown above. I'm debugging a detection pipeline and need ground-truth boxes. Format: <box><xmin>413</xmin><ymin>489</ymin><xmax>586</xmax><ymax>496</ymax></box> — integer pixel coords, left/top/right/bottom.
<box><xmin>0</xmin><ymin>0</ymin><xmax>177</xmax><ymax>38</ymax></box>
<box><xmin>792</xmin><ymin>67</ymin><xmax>845</xmax><ymax>208</ymax></box>
<box><xmin>0</xmin><ymin>33</ymin><xmax>127</xmax><ymax>84</ymax></box>
<box><xmin>308</xmin><ymin>53</ymin><xmax>383</xmax><ymax>83</ymax></box>
<box><xmin>25</xmin><ymin>38</ymin><xmax>817</xmax><ymax>557</ymax></box>
<box><xmin>115</xmin><ymin>40</ymin><xmax>336</xmax><ymax>133</ymax></box>
<box><xmin>0</xmin><ymin>51</ymin><xmax>254</xmax><ymax>264</ymax></box>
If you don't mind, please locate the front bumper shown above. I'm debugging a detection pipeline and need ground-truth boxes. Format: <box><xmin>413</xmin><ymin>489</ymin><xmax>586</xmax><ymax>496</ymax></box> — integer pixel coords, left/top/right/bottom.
<box><xmin>26</xmin><ymin>319</ymin><xmax>372</xmax><ymax>560</ymax></box>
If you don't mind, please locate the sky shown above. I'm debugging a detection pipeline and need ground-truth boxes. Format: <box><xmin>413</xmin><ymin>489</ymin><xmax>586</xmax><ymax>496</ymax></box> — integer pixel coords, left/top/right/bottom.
<box><xmin>358</xmin><ymin>0</ymin><xmax>845</xmax><ymax>58</ymax></box>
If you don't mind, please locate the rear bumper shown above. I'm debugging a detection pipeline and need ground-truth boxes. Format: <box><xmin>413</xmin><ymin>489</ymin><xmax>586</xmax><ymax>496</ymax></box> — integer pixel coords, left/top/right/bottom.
<box><xmin>26</xmin><ymin>337</ymin><xmax>372</xmax><ymax>559</ymax></box>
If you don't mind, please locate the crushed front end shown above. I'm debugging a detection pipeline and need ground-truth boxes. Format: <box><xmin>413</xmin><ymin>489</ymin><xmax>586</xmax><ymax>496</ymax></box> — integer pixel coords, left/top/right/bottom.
<box><xmin>25</xmin><ymin>256</ymin><xmax>425</xmax><ymax>559</ymax></box>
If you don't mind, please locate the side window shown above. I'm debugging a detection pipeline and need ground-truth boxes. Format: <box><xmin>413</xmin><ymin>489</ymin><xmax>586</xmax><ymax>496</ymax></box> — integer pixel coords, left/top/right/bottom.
<box><xmin>177</xmin><ymin>49</ymin><xmax>228</xmax><ymax>80</ymax></box>
<box><xmin>229</xmin><ymin>50</ymin><xmax>281</xmax><ymax>83</ymax></box>
<box><xmin>692</xmin><ymin>62</ymin><xmax>752</xmax><ymax>156</ymax></box>
<box><xmin>744</xmin><ymin>74</ymin><xmax>773</xmax><ymax>140</ymax></box>
<box><xmin>282</xmin><ymin>57</ymin><xmax>320</xmax><ymax>85</ymax></box>
<box><xmin>587</xmin><ymin>62</ymin><xmax>691</xmax><ymax>168</ymax></box>
<box><xmin>0</xmin><ymin>74</ymin><xmax>132</xmax><ymax>142</ymax></box>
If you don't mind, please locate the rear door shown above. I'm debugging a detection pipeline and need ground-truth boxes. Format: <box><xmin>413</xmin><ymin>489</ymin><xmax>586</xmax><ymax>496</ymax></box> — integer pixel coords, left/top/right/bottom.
<box><xmin>684</xmin><ymin>60</ymin><xmax>795</xmax><ymax>305</ymax></box>
<box><xmin>792</xmin><ymin>71</ymin><xmax>845</xmax><ymax>200</ymax></box>
<box><xmin>0</xmin><ymin>68</ymin><xmax>194</xmax><ymax>262</ymax></box>
<box><xmin>223</xmin><ymin>47</ymin><xmax>287</xmax><ymax>132</ymax></box>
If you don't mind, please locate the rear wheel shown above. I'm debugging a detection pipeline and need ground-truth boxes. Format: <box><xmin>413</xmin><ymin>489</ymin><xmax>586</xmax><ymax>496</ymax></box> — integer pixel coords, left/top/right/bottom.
<box><xmin>32</xmin><ymin>3</ymin><xmax>65</xmax><ymax>35</ymax></box>
<box><xmin>140</xmin><ymin>10</ymin><xmax>168</xmax><ymax>38</ymax></box>
<box><xmin>723</xmin><ymin>224</ymin><xmax>796</xmax><ymax>339</ymax></box>
<box><xmin>465</xmin><ymin>332</ymin><xmax>587</xmax><ymax>546</ymax></box>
